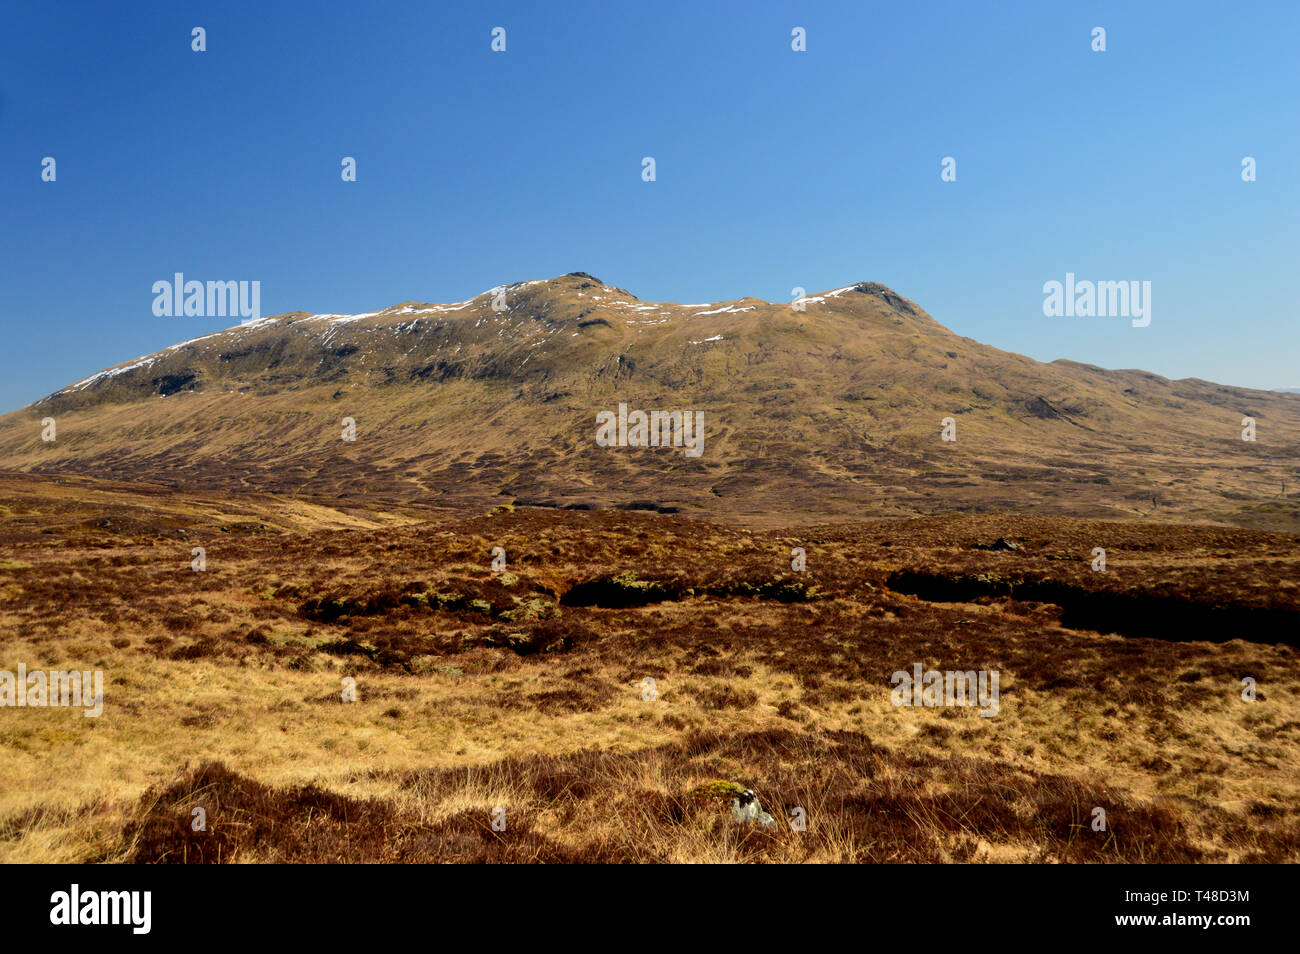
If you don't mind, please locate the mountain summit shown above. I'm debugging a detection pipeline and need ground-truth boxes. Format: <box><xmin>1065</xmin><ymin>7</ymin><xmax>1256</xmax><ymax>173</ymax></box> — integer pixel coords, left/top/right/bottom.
<box><xmin>2</xmin><ymin>275</ymin><xmax>1297</xmax><ymax>526</ymax></box>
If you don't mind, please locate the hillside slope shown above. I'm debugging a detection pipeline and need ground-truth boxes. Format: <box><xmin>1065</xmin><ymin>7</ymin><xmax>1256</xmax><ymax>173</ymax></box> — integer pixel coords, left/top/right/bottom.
<box><xmin>1</xmin><ymin>273</ymin><xmax>1297</xmax><ymax>527</ymax></box>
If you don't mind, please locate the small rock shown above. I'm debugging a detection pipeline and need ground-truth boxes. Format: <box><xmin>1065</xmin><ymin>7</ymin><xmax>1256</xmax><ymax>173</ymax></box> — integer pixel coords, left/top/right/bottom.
<box><xmin>975</xmin><ymin>537</ymin><xmax>1021</xmax><ymax>552</ymax></box>
<box><xmin>731</xmin><ymin>789</ymin><xmax>776</xmax><ymax>827</ymax></box>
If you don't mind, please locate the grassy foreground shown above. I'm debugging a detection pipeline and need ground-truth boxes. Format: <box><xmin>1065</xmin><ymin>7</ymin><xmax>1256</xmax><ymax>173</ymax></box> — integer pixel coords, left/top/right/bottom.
<box><xmin>1</xmin><ymin>477</ymin><xmax>1297</xmax><ymax>862</ymax></box>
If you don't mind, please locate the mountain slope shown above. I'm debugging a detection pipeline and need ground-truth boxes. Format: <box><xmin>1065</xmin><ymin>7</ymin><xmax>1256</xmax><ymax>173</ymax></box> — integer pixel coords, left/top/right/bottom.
<box><xmin>2</xmin><ymin>272</ymin><xmax>1298</xmax><ymax>527</ymax></box>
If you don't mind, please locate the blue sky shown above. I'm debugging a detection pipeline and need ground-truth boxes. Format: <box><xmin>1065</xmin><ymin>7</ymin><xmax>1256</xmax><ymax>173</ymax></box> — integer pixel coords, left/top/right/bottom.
<box><xmin>2</xmin><ymin>0</ymin><xmax>1297</xmax><ymax>411</ymax></box>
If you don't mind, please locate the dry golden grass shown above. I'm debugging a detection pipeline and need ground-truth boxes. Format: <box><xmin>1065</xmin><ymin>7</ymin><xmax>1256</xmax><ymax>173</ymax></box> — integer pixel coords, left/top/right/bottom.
<box><xmin>1</xmin><ymin>479</ymin><xmax>1297</xmax><ymax>862</ymax></box>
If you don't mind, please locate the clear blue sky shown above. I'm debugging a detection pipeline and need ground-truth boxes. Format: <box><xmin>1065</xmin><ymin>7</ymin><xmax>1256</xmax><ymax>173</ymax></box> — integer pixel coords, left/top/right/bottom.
<box><xmin>2</xmin><ymin>0</ymin><xmax>1297</xmax><ymax>412</ymax></box>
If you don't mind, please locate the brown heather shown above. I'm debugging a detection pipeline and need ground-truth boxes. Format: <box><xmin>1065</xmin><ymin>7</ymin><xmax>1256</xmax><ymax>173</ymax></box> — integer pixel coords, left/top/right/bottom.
<box><xmin>0</xmin><ymin>476</ymin><xmax>1296</xmax><ymax>863</ymax></box>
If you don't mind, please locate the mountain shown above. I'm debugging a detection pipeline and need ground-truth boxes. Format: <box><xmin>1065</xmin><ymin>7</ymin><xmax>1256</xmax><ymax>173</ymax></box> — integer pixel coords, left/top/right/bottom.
<box><xmin>2</xmin><ymin>272</ymin><xmax>1298</xmax><ymax>527</ymax></box>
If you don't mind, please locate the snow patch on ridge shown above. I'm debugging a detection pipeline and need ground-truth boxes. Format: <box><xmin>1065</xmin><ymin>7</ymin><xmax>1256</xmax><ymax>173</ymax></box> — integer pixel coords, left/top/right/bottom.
<box><xmin>793</xmin><ymin>284</ymin><xmax>860</xmax><ymax>308</ymax></box>
<box><xmin>693</xmin><ymin>304</ymin><xmax>753</xmax><ymax>316</ymax></box>
<box><xmin>58</xmin><ymin>357</ymin><xmax>159</xmax><ymax>393</ymax></box>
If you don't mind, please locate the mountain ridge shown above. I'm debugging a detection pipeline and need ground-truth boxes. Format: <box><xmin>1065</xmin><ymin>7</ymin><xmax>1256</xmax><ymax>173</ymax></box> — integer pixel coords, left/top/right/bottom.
<box><xmin>34</xmin><ymin>274</ymin><xmax>952</xmax><ymax>411</ymax></box>
<box><xmin>2</xmin><ymin>274</ymin><xmax>1298</xmax><ymax>529</ymax></box>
